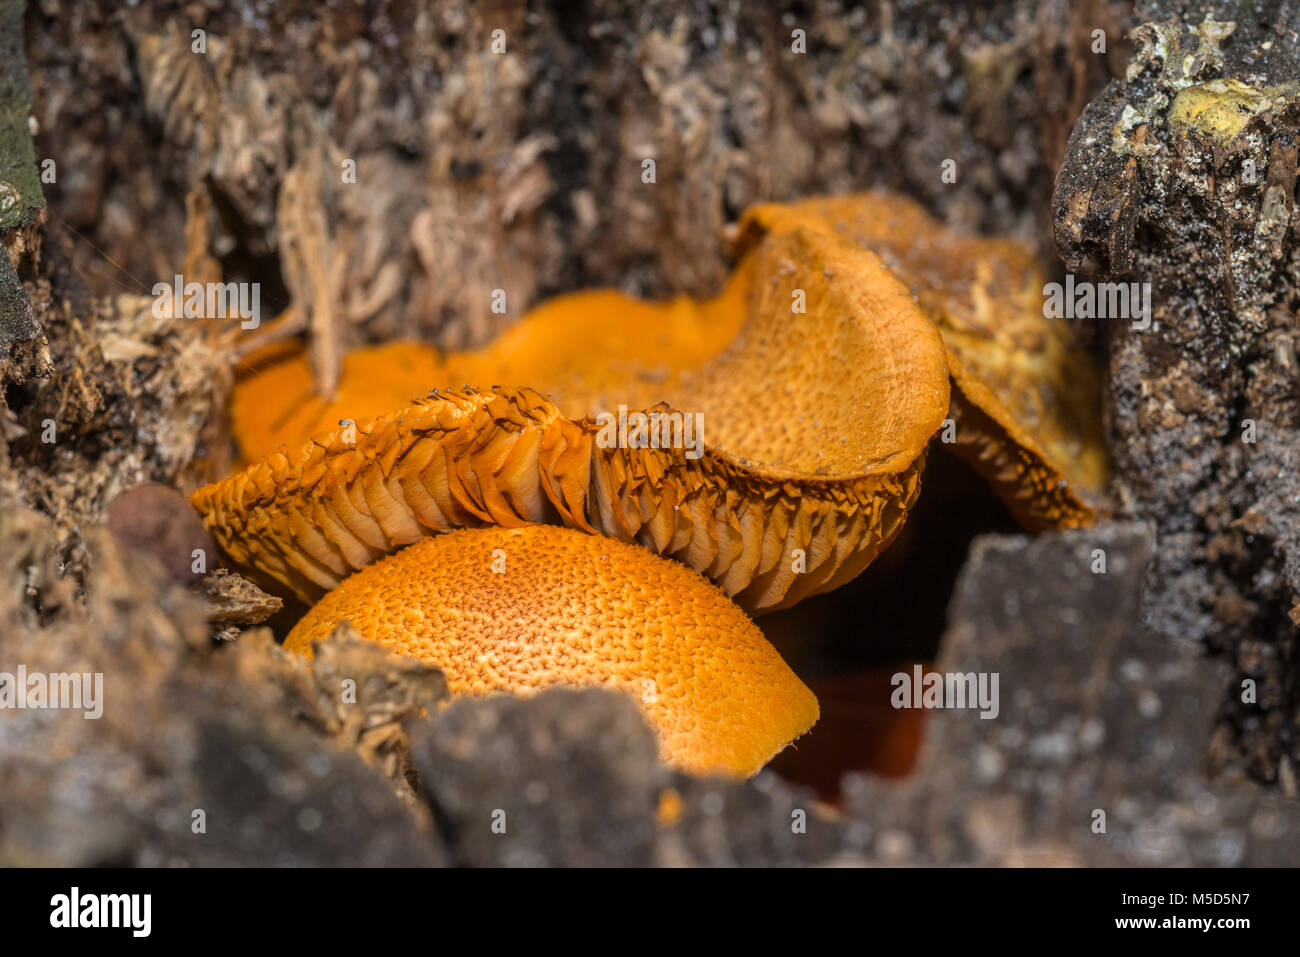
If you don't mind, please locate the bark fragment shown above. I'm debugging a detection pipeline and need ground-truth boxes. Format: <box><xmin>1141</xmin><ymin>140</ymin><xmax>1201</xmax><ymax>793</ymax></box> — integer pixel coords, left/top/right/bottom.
<box><xmin>1053</xmin><ymin>1</ymin><xmax>1300</xmax><ymax>782</ymax></box>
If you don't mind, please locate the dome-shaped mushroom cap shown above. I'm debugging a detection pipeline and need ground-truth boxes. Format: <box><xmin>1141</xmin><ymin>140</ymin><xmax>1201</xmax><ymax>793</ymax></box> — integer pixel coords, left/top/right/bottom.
<box><xmin>284</xmin><ymin>525</ymin><xmax>819</xmax><ymax>778</ymax></box>
<box><xmin>197</xmin><ymin>227</ymin><xmax>950</xmax><ymax>612</ymax></box>
<box><xmin>738</xmin><ymin>192</ymin><xmax>1107</xmax><ymax>530</ymax></box>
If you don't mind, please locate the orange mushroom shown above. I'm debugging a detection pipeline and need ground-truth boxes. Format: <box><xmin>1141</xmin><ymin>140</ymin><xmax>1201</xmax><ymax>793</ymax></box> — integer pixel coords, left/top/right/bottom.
<box><xmin>284</xmin><ymin>524</ymin><xmax>819</xmax><ymax>778</ymax></box>
<box><xmin>738</xmin><ymin>191</ymin><xmax>1106</xmax><ymax>530</ymax></box>
<box><xmin>194</xmin><ymin>189</ymin><xmax>1112</xmax><ymax>781</ymax></box>
<box><xmin>194</xmin><ymin>227</ymin><xmax>950</xmax><ymax>612</ymax></box>
<box><xmin>231</xmin><ymin>255</ymin><xmax>756</xmax><ymax>463</ymax></box>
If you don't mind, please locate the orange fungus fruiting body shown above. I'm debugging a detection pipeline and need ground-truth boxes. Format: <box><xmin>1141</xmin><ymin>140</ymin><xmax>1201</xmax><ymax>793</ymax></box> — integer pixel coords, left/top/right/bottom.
<box><xmin>191</xmin><ymin>189</ymin><xmax>1114</xmax><ymax>780</ymax></box>
<box><xmin>738</xmin><ymin>191</ymin><xmax>1107</xmax><ymax>530</ymax></box>
<box><xmin>231</xmin><ymin>255</ymin><xmax>755</xmax><ymax>464</ymax></box>
<box><xmin>198</xmin><ymin>228</ymin><xmax>949</xmax><ymax>613</ymax></box>
<box><xmin>284</xmin><ymin>525</ymin><xmax>819</xmax><ymax>778</ymax></box>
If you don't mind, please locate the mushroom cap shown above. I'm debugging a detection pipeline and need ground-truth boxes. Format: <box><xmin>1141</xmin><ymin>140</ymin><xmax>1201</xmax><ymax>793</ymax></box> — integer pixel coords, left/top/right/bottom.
<box><xmin>197</xmin><ymin>227</ymin><xmax>950</xmax><ymax>611</ymax></box>
<box><xmin>738</xmin><ymin>192</ymin><xmax>1107</xmax><ymax>530</ymax></box>
<box><xmin>231</xmin><ymin>255</ymin><xmax>755</xmax><ymax>463</ymax></box>
<box><xmin>284</xmin><ymin>525</ymin><xmax>819</xmax><ymax>778</ymax></box>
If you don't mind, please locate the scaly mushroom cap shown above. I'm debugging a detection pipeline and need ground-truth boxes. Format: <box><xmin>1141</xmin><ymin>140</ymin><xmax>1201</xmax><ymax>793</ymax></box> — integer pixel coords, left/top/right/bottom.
<box><xmin>284</xmin><ymin>525</ymin><xmax>819</xmax><ymax>778</ymax></box>
<box><xmin>231</xmin><ymin>255</ymin><xmax>755</xmax><ymax>462</ymax></box>
<box><xmin>738</xmin><ymin>192</ymin><xmax>1106</xmax><ymax>530</ymax></box>
<box><xmin>195</xmin><ymin>227</ymin><xmax>950</xmax><ymax>611</ymax></box>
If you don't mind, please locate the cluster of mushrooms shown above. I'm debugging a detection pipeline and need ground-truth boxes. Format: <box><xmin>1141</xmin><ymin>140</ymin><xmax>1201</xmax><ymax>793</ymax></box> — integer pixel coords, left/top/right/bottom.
<box><xmin>190</xmin><ymin>192</ymin><xmax>1106</xmax><ymax>778</ymax></box>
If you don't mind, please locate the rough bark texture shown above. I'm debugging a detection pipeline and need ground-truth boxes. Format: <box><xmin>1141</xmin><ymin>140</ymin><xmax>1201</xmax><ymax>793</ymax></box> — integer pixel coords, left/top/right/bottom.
<box><xmin>0</xmin><ymin>509</ymin><xmax>447</xmax><ymax>867</ymax></box>
<box><xmin>844</xmin><ymin>524</ymin><xmax>1300</xmax><ymax>865</ymax></box>
<box><xmin>1054</xmin><ymin>0</ymin><xmax>1300</xmax><ymax>784</ymax></box>
<box><xmin>24</xmin><ymin>0</ymin><xmax>1126</xmax><ymax>358</ymax></box>
<box><xmin>0</xmin><ymin>0</ymin><xmax>48</xmax><ymax>384</ymax></box>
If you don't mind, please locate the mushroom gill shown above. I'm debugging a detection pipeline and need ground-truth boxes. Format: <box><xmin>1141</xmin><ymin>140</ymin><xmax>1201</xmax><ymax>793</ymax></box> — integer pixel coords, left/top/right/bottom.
<box><xmin>194</xmin><ymin>227</ymin><xmax>950</xmax><ymax>612</ymax></box>
<box><xmin>738</xmin><ymin>192</ymin><xmax>1107</xmax><ymax>530</ymax></box>
<box><xmin>284</xmin><ymin>524</ymin><xmax>820</xmax><ymax>778</ymax></box>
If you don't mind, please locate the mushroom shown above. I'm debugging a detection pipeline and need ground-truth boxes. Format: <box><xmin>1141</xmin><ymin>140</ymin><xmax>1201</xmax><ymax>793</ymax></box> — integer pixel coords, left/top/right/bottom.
<box><xmin>194</xmin><ymin>227</ymin><xmax>950</xmax><ymax>612</ymax></box>
<box><xmin>192</xmin><ymin>191</ymin><xmax>1110</xmax><ymax>779</ymax></box>
<box><xmin>230</xmin><ymin>255</ymin><xmax>755</xmax><ymax>463</ymax></box>
<box><xmin>283</xmin><ymin>524</ymin><xmax>819</xmax><ymax>778</ymax></box>
<box><xmin>737</xmin><ymin>191</ymin><xmax>1107</xmax><ymax>530</ymax></box>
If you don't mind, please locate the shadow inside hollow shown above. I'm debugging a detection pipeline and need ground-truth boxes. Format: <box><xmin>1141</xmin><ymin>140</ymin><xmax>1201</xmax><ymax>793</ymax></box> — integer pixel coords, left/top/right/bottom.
<box><xmin>761</xmin><ymin>443</ymin><xmax>1019</xmax><ymax>803</ymax></box>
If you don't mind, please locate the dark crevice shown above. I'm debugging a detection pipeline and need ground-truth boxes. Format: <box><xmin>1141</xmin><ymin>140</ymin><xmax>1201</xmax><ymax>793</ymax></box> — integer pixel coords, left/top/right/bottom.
<box><xmin>764</xmin><ymin>444</ymin><xmax>1019</xmax><ymax>803</ymax></box>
